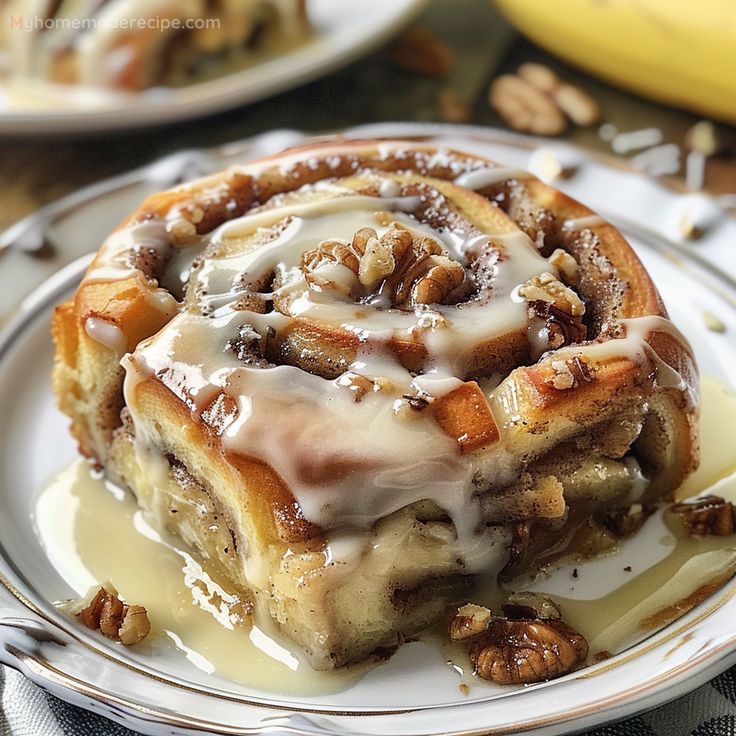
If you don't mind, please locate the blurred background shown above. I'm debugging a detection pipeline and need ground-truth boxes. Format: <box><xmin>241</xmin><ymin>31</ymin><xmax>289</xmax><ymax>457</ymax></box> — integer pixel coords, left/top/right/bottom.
<box><xmin>0</xmin><ymin>0</ymin><xmax>734</xmax><ymax>234</ymax></box>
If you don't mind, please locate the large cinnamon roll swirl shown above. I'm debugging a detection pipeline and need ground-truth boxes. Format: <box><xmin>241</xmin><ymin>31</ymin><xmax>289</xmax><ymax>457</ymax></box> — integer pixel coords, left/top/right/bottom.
<box><xmin>52</xmin><ymin>140</ymin><xmax>698</xmax><ymax>668</ymax></box>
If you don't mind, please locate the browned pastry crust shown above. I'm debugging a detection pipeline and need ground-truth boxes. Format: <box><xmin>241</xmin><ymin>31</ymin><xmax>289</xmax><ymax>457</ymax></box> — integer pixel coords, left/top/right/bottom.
<box><xmin>52</xmin><ymin>139</ymin><xmax>699</xmax><ymax>668</ymax></box>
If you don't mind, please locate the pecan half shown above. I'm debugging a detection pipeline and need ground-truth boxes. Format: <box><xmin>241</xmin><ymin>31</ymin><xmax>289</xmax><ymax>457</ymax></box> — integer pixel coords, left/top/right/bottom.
<box><xmin>670</xmin><ymin>495</ymin><xmax>736</xmax><ymax>538</ymax></box>
<box><xmin>470</xmin><ymin>618</ymin><xmax>588</xmax><ymax>685</ymax></box>
<box><xmin>449</xmin><ymin>595</ymin><xmax>588</xmax><ymax>685</ymax></box>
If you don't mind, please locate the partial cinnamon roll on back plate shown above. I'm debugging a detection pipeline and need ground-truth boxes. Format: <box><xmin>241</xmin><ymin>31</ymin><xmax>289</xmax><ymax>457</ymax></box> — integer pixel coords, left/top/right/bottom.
<box><xmin>52</xmin><ymin>140</ymin><xmax>698</xmax><ymax>669</ymax></box>
<box><xmin>0</xmin><ymin>0</ymin><xmax>309</xmax><ymax>92</ymax></box>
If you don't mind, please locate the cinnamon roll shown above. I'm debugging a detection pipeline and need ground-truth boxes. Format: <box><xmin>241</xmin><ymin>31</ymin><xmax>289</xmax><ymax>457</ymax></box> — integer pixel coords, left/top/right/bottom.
<box><xmin>0</xmin><ymin>0</ymin><xmax>309</xmax><ymax>92</ymax></box>
<box><xmin>52</xmin><ymin>140</ymin><xmax>699</xmax><ymax>668</ymax></box>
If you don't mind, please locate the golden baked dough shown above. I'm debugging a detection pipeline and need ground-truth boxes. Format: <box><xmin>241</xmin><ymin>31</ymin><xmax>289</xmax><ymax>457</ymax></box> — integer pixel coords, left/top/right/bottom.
<box><xmin>52</xmin><ymin>140</ymin><xmax>698</xmax><ymax>668</ymax></box>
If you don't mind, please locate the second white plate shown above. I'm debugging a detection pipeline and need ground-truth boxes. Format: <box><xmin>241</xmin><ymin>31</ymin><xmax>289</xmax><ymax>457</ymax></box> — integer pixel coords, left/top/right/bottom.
<box><xmin>0</xmin><ymin>0</ymin><xmax>424</xmax><ymax>134</ymax></box>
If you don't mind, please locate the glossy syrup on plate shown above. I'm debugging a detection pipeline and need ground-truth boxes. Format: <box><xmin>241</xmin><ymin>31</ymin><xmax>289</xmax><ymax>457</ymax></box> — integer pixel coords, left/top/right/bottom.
<box><xmin>33</xmin><ymin>375</ymin><xmax>736</xmax><ymax>695</ymax></box>
<box><xmin>33</xmin><ymin>460</ymin><xmax>366</xmax><ymax>696</ymax></box>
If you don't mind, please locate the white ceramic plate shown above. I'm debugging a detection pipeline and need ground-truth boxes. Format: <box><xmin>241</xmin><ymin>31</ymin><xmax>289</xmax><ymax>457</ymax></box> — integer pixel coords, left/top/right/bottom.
<box><xmin>0</xmin><ymin>0</ymin><xmax>425</xmax><ymax>135</ymax></box>
<box><xmin>1</xmin><ymin>125</ymin><xmax>736</xmax><ymax>735</ymax></box>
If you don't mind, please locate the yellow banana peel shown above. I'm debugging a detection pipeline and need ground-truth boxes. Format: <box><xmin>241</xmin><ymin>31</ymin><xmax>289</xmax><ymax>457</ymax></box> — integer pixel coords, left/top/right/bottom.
<box><xmin>493</xmin><ymin>0</ymin><xmax>736</xmax><ymax>123</ymax></box>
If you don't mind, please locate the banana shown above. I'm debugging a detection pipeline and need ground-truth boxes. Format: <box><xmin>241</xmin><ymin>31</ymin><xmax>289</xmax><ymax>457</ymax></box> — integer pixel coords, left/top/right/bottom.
<box><xmin>492</xmin><ymin>0</ymin><xmax>736</xmax><ymax>123</ymax></box>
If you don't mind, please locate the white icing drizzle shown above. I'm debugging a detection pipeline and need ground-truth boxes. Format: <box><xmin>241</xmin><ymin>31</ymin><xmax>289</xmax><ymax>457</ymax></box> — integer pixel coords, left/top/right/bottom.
<box><xmin>453</xmin><ymin>167</ymin><xmax>527</xmax><ymax>190</ymax></box>
<box><xmin>562</xmin><ymin>215</ymin><xmax>606</xmax><ymax>232</ymax></box>
<box><xmin>84</xmin><ymin>316</ymin><xmax>127</xmax><ymax>354</ymax></box>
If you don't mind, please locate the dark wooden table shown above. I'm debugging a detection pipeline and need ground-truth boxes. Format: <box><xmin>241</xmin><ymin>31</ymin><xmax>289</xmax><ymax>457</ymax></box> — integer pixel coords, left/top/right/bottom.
<box><xmin>0</xmin><ymin>0</ymin><xmax>734</xmax><ymax>231</ymax></box>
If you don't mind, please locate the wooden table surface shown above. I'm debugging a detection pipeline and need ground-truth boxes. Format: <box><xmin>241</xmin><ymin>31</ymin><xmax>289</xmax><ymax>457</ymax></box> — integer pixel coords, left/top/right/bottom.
<box><xmin>0</xmin><ymin>0</ymin><xmax>734</xmax><ymax>234</ymax></box>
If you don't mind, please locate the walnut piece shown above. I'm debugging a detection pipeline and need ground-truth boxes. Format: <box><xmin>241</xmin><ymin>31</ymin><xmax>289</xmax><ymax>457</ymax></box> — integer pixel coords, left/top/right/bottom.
<box><xmin>547</xmin><ymin>248</ymin><xmax>579</xmax><ymax>284</ymax></box>
<box><xmin>489</xmin><ymin>74</ymin><xmax>567</xmax><ymax>136</ymax></box>
<box><xmin>77</xmin><ymin>585</ymin><xmax>151</xmax><ymax>646</ymax></box>
<box><xmin>518</xmin><ymin>273</ymin><xmax>585</xmax><ymax>317</ymax></box>
<box><xmin>358</xmin><ymin>225</ymin><xmax>413</xmax><ymax>289</ymax></box>
<box><xmin>470</xmin><ymin>618</ymin><xmax>588</xmax><ymax>685</ymax></box>
<box><xmin>301</xmin><ymin>222</ymin><xmax>468</xmax><ymax>309</ymax></box>
<box><xmin>670</xmin><ymin>495</ymin><xmax>736</xmax><ymax>537</ymax></box>
<box><xmin>387</xmin><ymin>27</ymin><xmax>454</xmax><ymax>77</ymax></box>
<box><xmin>410</xmin><ymin>255</ymin><xmax>465</xmax><ymax>305</ymax></box>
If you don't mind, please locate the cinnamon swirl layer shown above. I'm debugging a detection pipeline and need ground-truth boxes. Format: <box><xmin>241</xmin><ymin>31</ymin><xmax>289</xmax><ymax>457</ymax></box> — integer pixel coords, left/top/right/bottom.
<box><xmin>52</xmin><ymin>140</ymin><xmax>699</xmax><ymax>668</ymax></box>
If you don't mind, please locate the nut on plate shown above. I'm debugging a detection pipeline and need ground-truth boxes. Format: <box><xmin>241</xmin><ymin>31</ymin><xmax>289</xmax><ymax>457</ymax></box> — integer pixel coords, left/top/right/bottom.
<box><xmin>470</xmin><ymin>618</ymin><xmax>588</xmax><ymax>685</ymax></box>
<box><xmin>449</xmin><ymin>603</ymin><xmax>492</xmax><ymax>641</ymax></box>
<box><xmin>76</xmin><ymin>585</ymin><xmax>151</xmax><ymax>645</ymax></box>
<box><xmin>448</xmin><ymin>593</ymin><xmax>588</xmax><ymax>685</ymax></box>
<box><xmin>489</xmin><ymin>74</ymin><xmax>567</xmax><ymax>137</ymax></box>
<box><xmin>671</xmin><ymin>495</ymin><xmax>736</xmax><ymax>537</ymax></box>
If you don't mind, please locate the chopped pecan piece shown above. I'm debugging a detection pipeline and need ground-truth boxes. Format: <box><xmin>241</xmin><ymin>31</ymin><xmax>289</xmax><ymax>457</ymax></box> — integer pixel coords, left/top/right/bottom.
<box><xmin>603</xmin><ymin>503</ymin><xmax>653</xmax><ymax>537</ymax></box>
<box><xmin>77</xmin><ymin>585</ymin><xmax>151</xmax><ymax>646</ymax></box>
<box><xmin>544</xmin><ymin>356</ymin><xmax>593</xmax><ymax>390</ymax></box>
<box><xmin>531</xmin><ymin>301</ymin><xmax>587</xmax><ymax>350</ymax></box>
<box><xmin>470</xmin><ymin>618</ymin><xmax>588</xmax><ymax>685</ymax></box>
<box><xmin>449</xmin><ymin>603</ymin><xmax>492</xmax><ymax>641</ymax></box>
<box><xmin>670</xmin><ymin>495</ymin><xmax>736</xmax><ymax>538</ymax></box>
<box><xmin>502</xmin><ymin>592</ymin><xmax>561</xmax><ymax>621</ymax></box>
<box><xmin>547</xmin><ymin>248</ymin><xmax>579</xmax><ymax>284</ymax></box>
<box><xmin>519</xmin><ymin>273</ymin><xmax>587</xmax><ymax>351</ymax></box>
<box><xmin>118</xmin><ymin>605</ymin><xmax>152</xmax><ymax>646</ymax></box>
